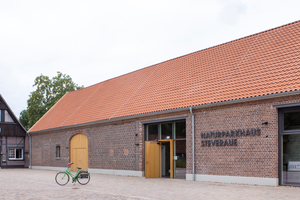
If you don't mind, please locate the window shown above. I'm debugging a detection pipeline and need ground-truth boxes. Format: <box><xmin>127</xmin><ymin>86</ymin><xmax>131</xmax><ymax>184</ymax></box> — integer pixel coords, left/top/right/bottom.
<box><xmin>161</xmin><ymin>123</ymin><xmax>172</xmax><ymax>139</ymax></box>
<box><xmin>147</xmin><ymin>124</ymin><xmax>159</xmax><ymax>141</ymax></box>
<box><xmin>175</xmin><ymin>121</ymin><xmax>186</xmax><ymax>139</ymax></box>
<box><xmin>4</xmin><ymin>110</ymin><xmax>14</xmax><ymax>122</ymax></box>
<box><xmin>284</xmin><ymin>112</ymin><xmax>300</xmax><ymax>130</ymax></box>
<box><xmin>146</xmin><ymin>120</ymin><xmax>186</xmax><ymax>141</ymax></box>
<box><xmin>279</xmin><ymin>106</ymin><xmax>300</xmax><ymax>186</ymax></box>
<box><xmin>8</xmin><ymin>148</ymin><xmax>23</xmax><ymax>160</ymax></box>
<box><xmin>56</xmin><ymin>146</ymin><xmax>61</xmax><ymax>158</ymax></box>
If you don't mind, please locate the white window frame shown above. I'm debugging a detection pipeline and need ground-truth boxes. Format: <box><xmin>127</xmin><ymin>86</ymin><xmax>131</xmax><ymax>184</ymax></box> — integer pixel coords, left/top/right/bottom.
<box><xmin>8</xmin><ymin>148</ymin><xmax>23</xmax><ymax>160</ymax></box>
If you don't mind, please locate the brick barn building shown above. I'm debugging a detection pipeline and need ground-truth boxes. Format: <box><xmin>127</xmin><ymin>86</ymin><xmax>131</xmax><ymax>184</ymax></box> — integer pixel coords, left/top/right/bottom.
<box><xmin>29</xmin><ymin>21</ymin><xmax>300</xmax><ymax>186</ymax></box>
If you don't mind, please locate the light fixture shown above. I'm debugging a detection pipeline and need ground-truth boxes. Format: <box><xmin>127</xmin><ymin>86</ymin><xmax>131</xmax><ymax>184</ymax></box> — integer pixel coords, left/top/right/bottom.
<box><xmin>262</xmin><ymin>121</ymin><xmax>268</xmax><ymax>125</ymax></box>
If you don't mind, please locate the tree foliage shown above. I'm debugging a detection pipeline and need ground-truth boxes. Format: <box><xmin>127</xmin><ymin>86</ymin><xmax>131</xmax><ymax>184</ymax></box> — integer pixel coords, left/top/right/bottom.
<box><xmin>19</xmin><ymin>72</ymin><xmax>83</xmax><ymax>130</ymax></box>
<box><xmin>19</xmin><ymin>109</ymin><xmax>29</xmax><ymax>130</ymax></box>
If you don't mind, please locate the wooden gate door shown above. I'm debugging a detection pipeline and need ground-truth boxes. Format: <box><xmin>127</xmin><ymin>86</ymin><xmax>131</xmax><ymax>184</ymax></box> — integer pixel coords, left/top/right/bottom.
<box><xmin>145</xmin><ymin>141</ymin><xmax>161</xmax><ymax>178</ymax></box>
<box><xmin>70</xmin><ymin>134</ymin><xmax>88</xmax><ymax>171</ymax></box>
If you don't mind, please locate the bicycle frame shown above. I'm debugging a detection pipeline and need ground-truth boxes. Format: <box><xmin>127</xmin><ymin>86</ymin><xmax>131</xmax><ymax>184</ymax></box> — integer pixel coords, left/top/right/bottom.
<box><xmin>55</xmin><ymin>162</ymin><xmax>90</xmax><ymax>186</ymax></box>
<box><xmin>62</xmin><ymin>165</ymin><xmax>88</xmax><ymax>181</ymax></box>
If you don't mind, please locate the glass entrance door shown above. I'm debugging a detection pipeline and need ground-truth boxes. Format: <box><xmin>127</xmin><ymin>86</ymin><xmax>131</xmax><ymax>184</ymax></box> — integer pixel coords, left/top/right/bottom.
<box><xmin>279</xmin><ymin>107</ymin><xmax>300</xmax><ymax>186</ymax></box>
<box><xmin>145</xmin><ymin>120</ymin><xmax>186</xmax><ymax>179</ymax></box>
<box><xmin>282</xmin><ymin>134</ymin><xmax>300</xmax><ymax>185</ymax></box>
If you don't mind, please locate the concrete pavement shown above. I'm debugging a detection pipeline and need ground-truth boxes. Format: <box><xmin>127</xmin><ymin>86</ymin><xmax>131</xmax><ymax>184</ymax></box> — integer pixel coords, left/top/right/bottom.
<box><xmin>0</xmin><ymin>169</ymin><xmax>299</xmax><ymax>199</ymax></box>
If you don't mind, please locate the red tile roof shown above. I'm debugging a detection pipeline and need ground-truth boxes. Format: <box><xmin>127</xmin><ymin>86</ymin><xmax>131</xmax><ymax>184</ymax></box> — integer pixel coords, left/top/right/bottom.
<box><xmin>29</xmin><ymin>21</ymin><xmax>300</xmax><ymax>132</ymax></box>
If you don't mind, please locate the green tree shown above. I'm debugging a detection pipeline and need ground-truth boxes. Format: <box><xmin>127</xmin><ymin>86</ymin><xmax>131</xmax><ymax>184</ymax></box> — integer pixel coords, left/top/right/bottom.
<box><xmin>19</xmin><ymin>72</ymin><xmax>83</xmax><ymax>130</ymax></box>
<box><xmin>19</xmin><ymin>109</ymin><xmax>29</xmax><ymax>130</ymax></box>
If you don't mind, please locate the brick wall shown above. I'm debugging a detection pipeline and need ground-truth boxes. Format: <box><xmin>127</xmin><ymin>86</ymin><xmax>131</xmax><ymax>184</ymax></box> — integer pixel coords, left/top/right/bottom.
<box><xmin>31</xmin><ymin>94</ymin><xmax>300</xmax><ymax>179</ymax></box>
<box><xmin>31</xmin><ymin>120</ymin><xmax>144</xmax><ymax>170</ymax></box>
<box><xmin>188</xmin><ymin>94</ymin><xmax>300</xmax><ymax>179</ymax></box>
<box><xmin>31</xmin><ymin>111</ymin><xmax>188</xmax><ymax>172</ymax></box>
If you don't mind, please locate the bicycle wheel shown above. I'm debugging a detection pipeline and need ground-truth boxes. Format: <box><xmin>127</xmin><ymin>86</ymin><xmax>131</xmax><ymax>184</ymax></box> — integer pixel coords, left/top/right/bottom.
<box><xmin>55</xmin><ymin>172</ymin><xmax>69</xmax><ymax>186</ymax></box>
<box><xmin>77</xmin><ymin>172</ymin><xmax>90</xmax><ymax>185</ymax></box>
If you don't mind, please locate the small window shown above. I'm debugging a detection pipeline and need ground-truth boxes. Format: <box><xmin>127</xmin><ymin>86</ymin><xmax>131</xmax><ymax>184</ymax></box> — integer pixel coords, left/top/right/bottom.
<box><xmin>56</xmin><ymin>146</ymin><xmax>61</xmax><ymax>158</ymax></box>
<box><xmin>175</xmin><ymin>121</ymin><xmax>186</xmax><ymax>139</ymax></box>
<box><xmin>284</xmin><ymin>112</ymin><xmax>300</xmax><ymax>130</ymax></box>
<box><xmin>8</xmin><ymin>148</ymin><xmax>23</xmax><ymax>160</ymax></box>
<box><xmin>4</xmin><ymin>110</ymin><xmax>14</xmax><ymax>122</ymax></box>
<box><xmin>161</xmin><ymin>123</ymin><xmax>172</xmax><ymax>139</ymax></box>
<box><xmin>147</xmin><ymin>124</ymin><xmax>159</xmax><ymax>141</ymax></box>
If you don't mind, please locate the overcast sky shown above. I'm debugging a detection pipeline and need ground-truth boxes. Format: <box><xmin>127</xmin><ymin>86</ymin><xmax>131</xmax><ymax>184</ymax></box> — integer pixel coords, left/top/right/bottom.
<box><xmin>0</xmin><ymin>0</ymin><xmax>299</xmax><ymax>118</ymax></box>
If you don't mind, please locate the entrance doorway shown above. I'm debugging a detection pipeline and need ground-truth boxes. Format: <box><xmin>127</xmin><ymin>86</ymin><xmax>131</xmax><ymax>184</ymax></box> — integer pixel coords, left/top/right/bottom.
<box><xmin>278</xmin><ymin>106</ymin><xmax>300</xmax><ymax>186</ymax></box>
<box><xmin>70</xmin><ymin>134</ymin><xmax>88</xmax><ymax>171</ymax></box>
<box><xmin>161</xmin><ymin>142</ymin><xmax>170</xmax><ymax>177</ymax></box>
<box><xmin>144</xmin><ymin>120</ymin><xmax>186</xmax><ymax>179</ymax></box>
<box><xmin>145</xmin><ymin>139</ymin><xmax>174</xmax><ymax>178</ymax></box>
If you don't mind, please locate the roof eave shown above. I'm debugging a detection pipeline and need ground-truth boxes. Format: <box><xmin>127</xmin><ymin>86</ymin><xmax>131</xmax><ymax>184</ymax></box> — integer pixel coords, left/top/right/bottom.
<box><xmin>29</xmin><ymin>90</ymin><xmax>300</xmax><ymax>134</ymax></box>
<box><xmin>28</xmin><ymin>92</ymin><xmax>69</xmax><ymax>133</ymax></box>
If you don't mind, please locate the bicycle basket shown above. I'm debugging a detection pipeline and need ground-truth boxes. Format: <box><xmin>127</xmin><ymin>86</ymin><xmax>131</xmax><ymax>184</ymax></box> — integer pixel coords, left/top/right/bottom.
<box><xmin>80</xmin><ymin>173</ymin><xmax>89</xmax><ymax>178</ymax></box>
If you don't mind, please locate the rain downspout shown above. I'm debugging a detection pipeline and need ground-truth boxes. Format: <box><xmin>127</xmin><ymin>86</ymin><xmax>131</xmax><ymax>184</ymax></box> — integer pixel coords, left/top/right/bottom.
<box><xmin>27</xmin><ymin>132</ymin><xmax>32</xmax><ymax>169</ymax></box>
<box><xmin>189</xmin><ymin>107</ymin><xmax>195</xmax><ymax>181</ymax></box>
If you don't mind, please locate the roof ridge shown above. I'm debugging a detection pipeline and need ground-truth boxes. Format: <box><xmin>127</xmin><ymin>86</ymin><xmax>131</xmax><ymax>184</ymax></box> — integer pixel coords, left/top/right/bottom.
<box><xmin>154</xmin><ymin>20</ymin><xmax>300</xmax><ymax>66</ymax></box>
<box><xmin>82</xmin><ymin>20</ymin><xmax>300</xmax><ymax>91</ymax></box>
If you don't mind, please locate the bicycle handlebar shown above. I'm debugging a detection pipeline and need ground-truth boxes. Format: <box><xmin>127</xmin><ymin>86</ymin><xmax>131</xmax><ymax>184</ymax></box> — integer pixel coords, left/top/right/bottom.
<box><xmin>67</xmin><ymin>162</ymin><xmax>74</xmax><ymax>167</ymax></box>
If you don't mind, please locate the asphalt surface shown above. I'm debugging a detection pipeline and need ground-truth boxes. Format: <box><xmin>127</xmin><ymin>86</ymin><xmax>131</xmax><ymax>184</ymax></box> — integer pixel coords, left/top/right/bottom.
<box><xmin>0</xmin><ymin>169</ymin><xmax>299</xmax><ymax>199</ymax></box>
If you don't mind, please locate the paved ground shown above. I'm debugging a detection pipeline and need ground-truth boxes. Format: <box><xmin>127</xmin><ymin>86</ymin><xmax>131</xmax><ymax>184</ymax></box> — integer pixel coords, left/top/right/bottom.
<box><xmin>0</xmin><ymin>169</ymin><xmax>299</xmax><ymax>200</ymax></box>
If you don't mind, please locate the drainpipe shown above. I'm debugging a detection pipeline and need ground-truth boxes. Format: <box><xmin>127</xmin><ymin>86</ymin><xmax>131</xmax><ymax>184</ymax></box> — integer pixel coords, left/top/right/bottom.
<box><xmin>27</xmin><ymin>132</ymin><xmax>32</xmax><ymax>169</ymax></box>
<box><xmin>189</xmin><ymin>107</ymin><xmax>195</xmax><ymax>181</ymax></box>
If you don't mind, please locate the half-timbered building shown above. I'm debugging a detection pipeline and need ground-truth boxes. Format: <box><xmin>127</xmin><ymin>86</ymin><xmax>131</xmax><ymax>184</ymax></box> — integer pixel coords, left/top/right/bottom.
<box><xmin>0</xmin><ymin>94</ymin><xmax>28</xmax><ymax>168</ymax></box>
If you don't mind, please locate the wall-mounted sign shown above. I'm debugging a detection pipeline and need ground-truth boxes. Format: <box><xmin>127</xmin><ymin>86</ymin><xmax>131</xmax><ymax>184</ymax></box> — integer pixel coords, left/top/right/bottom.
<box><xmin>200</xmin><ymin>128</ymin><xmax>261</xmax><ymax>147</ymax></box>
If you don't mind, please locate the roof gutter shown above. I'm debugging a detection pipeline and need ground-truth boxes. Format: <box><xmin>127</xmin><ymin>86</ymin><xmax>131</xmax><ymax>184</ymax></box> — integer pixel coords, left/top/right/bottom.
<box><xmin>29</xmin><ymin>90</ymin><xmax>300</xmax><ymax>134</ymax></box>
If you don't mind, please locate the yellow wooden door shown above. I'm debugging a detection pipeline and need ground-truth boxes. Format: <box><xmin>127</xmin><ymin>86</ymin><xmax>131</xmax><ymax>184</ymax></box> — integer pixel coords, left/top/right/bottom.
<box><xmin>70</xmin><ymin>134</ymin><xmax>88</xmax><ymax>171</ymax></box>
<box><xmin>145</xmin><ymin>141</ymin><xmax>161</xmax><ymax>178</ymax></box>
